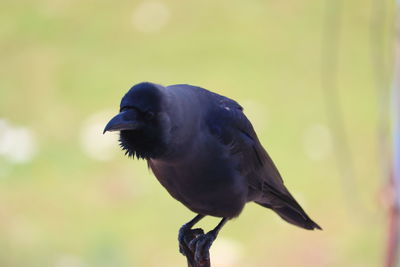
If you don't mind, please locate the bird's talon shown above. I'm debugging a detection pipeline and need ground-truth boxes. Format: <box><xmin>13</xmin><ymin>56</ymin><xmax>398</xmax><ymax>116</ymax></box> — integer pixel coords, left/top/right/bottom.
<box><xmin>179</xmin><ymin>243</ymin><xmax>187</xmax><ymax>255</ymax></box>
<box><xmin>178</xmin><ymin>226</ymin><xmax>205</xmax><ymax>256</ymax></box>
<box><xmin>188</xmin><ymin>232</ymin><xmax>215</xmax><ymax>263</ymax></box>
<box><xmin>190</xmin><ymin>228</ymin><xmax>205</xmax><ymax>237</ymax></box>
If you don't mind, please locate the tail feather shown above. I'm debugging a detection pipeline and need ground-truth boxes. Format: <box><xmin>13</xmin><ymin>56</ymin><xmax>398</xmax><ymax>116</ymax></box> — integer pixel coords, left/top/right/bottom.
<box><xmin>256</xmin><ymin>201</ymin><xmax>322</xmax><ymax>230</ymax></box>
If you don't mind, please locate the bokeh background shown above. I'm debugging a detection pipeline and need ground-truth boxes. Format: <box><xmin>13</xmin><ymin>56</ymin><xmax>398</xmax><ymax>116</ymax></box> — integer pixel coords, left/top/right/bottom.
<box><xmin>0</xmin><ymin>0</ymin><xmax>396</xmax><ymax>266</ymax></box>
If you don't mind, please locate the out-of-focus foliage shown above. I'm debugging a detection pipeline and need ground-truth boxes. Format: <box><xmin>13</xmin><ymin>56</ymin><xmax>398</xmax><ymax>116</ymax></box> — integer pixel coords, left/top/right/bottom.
<box><xmin>0</xmin><ymin>0</ymin><xmax>392</xmax><ymax>266</ymax></box>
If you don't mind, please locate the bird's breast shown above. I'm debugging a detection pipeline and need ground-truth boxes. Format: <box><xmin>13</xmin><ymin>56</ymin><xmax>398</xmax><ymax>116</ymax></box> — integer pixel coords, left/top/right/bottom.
<box><xmin>148</xmin><ymin>151</ymin><xmax>248</xmax><ymax>218</ymax></box>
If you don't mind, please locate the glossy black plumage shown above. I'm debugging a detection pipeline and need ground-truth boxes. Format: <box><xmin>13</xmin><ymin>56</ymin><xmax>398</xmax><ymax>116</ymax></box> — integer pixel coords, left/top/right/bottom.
<box><xmin>105</xmin><ymin>82</ymin><xmax>321</xmax><ymax>230</ymax></box>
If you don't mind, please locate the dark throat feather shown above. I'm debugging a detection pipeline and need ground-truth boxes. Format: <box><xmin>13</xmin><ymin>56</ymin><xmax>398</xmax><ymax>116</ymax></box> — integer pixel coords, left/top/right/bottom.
<box><xmin>119</xmin><ymin>129</ymin><xmax>166</xmax><ymax>159</ymax></box>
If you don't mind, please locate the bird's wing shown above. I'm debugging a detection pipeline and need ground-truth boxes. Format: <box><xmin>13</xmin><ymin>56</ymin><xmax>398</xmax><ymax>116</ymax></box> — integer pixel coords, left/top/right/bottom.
<box><xmin>206</xmin><ymin>97</ymin><xmax>321</xmax><ymax>230</ymax></box>
<box><xmin>206</xmin><ymin>98</ymin><xmax>300</xmax><ymax>209</ymax></box>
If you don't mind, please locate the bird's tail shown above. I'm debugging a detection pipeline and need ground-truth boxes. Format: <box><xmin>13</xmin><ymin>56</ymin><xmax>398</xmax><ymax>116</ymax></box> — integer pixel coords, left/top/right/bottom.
<box><xmin>256</xmin><ymin>201</ymin><xmax>322</xmax><ymax>230</ymax></box>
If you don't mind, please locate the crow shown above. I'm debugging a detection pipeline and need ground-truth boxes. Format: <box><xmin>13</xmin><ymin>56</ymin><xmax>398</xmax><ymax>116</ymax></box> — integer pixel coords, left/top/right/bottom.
<box><xmin>104</xmin><ymin>82</ymin><xmax>321</xmax><ymax>265</ymax></box>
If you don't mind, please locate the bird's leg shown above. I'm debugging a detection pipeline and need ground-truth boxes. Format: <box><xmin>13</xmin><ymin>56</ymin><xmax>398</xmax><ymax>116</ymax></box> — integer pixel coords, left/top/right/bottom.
<box><xmin>188</xmin><ymin>217</ymin><xmax>228</xmax><ymax>265</ymax></box>
<box><xmin>178</xmin><ymin>214</ymin><xmax>205</xmax><ymax>259</ymax></box>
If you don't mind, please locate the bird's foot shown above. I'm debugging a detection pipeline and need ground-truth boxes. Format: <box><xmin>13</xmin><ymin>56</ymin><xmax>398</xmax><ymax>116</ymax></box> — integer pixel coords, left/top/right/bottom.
<box><xmin>188</xmin><ymin>230</ymin><xmax>217</xmax><ymax>265</ymax></box>
<box><xmin>178</xmin><ymin>225</ymin><xmax>204</xmax><ymax>256</ymax></box>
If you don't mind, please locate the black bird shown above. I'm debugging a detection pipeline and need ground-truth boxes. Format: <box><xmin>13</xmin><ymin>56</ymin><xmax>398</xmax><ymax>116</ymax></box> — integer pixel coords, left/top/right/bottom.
<box><xmin>104</xmin><ymin>82</ymin><xmax>321</xmax><ymax>264</ymax></box>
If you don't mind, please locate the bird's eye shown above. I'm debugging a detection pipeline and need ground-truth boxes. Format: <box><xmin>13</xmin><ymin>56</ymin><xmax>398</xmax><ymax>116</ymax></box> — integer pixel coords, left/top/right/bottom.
<box><xmin>145</xmin><ymin>111</ymin><xmax>155</xmax><ymax>120</ymax></box>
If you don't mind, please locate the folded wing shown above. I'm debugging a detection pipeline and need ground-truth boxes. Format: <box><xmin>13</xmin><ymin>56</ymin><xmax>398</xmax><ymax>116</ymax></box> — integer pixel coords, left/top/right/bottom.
<box><xmin>206</xmin><ymin>98</ymin><xmax>321</xmax><ymax>230</ymax></box>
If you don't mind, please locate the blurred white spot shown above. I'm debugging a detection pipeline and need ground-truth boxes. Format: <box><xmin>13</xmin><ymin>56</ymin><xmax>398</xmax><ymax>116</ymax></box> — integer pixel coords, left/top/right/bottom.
<box><xmin>0</xmin><ymin>119</ymin><xmax>37</xmax><ymax>164</ymax></box>
<box><xmin>80</xmin><ymin>110</ymin><xmax>119</xmax><ymax>161</ymax></box>
<box><xmin>132</xmin><ymin>1</ymin><xmax>170</xmax><ymax>33</ymax></box>
<box><xmin>54</xmin><ymin>254</ymin><xmax>87</xmax><ymax>267</ymax></box>
<box><xmin>303</xmin><ymin>124</ymin><xmax>332</xmax><ymax>161</ymax></box>
<box><xmin>211</xmin><ymin>238</ymin><xmax>243</xmax><ymax>267</ymax></box>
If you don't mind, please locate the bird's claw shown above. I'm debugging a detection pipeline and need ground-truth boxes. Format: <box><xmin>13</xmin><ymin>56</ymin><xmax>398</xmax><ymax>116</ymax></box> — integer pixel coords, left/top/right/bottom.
<box><xmin>178</xmin><ymin>226</ymin><xmax>204</xmax><ymax>256</ymax></box>
<box><xmin>188</xmin><ymin>231</ymin><xmax>216</xmax><ymax>264</ymax></box>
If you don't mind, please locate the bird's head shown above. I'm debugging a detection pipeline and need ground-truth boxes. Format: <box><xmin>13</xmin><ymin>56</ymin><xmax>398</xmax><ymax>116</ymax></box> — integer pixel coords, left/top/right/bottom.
<box><xmin>104</xmin><ymin>82</ymin><xmax>169</xmax><ymax>159</ymax></box>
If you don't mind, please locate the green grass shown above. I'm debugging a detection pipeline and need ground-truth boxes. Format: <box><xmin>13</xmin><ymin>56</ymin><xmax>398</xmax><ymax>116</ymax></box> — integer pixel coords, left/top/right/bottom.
<box><xmin>0</xmin><ymin>0</ymin><xmax>393</xmax><ymax>266</ymax></box>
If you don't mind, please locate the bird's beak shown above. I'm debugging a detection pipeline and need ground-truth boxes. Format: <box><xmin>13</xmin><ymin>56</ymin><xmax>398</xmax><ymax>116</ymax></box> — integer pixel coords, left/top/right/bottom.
<box><xmin>103</xmin><ymin>110</ymin><xmax>142</xmax><ymax>134</ymax></box>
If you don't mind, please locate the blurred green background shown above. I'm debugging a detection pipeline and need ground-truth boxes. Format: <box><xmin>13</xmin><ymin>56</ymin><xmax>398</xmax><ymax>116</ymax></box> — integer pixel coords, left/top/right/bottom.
<box><xmin>0</xmin><ymin>0</ymin><xmax>395</xmax><ymax>266</ymax></box>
